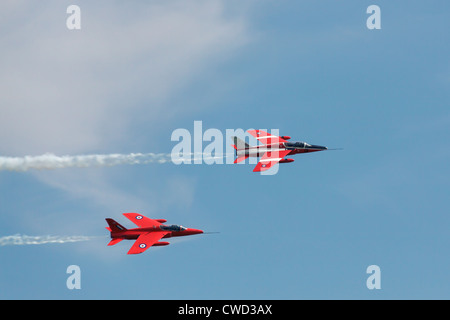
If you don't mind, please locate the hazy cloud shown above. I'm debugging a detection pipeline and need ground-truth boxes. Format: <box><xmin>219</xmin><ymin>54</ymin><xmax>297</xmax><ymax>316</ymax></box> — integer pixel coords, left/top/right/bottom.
<box><xmin>0</xmin><ymin>0</ymin><xmax>249</xmax><ymax>155</ymax></box>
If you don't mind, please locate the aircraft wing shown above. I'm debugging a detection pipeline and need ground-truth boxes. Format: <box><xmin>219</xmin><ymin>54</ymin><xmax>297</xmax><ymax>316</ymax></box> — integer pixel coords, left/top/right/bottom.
<box><xmin>127</xmin><ymin>231</ymin><xmax>169</xmax><ymax>254</ymax></box>
<box><xmin>247</xmin><ymin>129</ymin><xmax>287</xmax><ymax>145</ymax></box>
<box><xmin>253</xmin><ymin>149</ymin><xmax>291</xmax><ymax>172</ymax></box>
<box><xmin>123</xmin><ymin>213</ymin><xmax>162</xmax><ymax>228</ymax></box>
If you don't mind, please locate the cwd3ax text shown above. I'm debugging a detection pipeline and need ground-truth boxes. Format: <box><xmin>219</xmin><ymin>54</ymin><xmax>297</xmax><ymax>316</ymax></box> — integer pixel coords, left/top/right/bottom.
<box><xmin>223</xmin><ymin>304</ymin><xmax>272</xmax><ymax>315</ymax></box>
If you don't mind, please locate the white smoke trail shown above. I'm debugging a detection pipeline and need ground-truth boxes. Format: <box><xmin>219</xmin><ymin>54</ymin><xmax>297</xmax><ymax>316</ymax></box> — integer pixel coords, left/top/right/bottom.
<box><xmin>0</xmin><ymin>152</ymin><xmax>232</xmax><ymax>172</ymax></box>
<box><xmin>0</xmin><ymin>234</ymin><xmax>102</xmax><ymax>246</ymax></box>
<box><xmin>0</xmin><ymin>152</ymin><xmax>172</xmax><ymax>172</ymax></box>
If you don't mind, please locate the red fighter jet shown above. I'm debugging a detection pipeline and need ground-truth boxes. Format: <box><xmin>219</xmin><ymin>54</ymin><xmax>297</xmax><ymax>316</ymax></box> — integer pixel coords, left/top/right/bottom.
<box><xmin>232</xmin><ymin>129</ymin><xmax>328</xmax><ymax>172</ymax></box>
<box><xmin>105</xmin><ymin>213</ymin><xmax>204</xmax><ymax>254</ymax></box>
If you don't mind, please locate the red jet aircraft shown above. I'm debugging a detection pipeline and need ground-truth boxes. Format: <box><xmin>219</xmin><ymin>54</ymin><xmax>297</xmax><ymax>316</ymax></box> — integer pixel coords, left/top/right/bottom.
<box><xmin>232</xmin><ymin>129</ymin><xmax>328</xmax><ymax>172</ymax></box>
<box><xmin>105</xmin><ymin>213</ymin><xmax>204</xmax><ymax>254</ymax></box>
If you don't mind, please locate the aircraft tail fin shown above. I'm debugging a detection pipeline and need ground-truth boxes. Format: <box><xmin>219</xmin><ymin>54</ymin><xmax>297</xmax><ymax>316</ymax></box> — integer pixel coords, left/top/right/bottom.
<box><xmin>231</xmin><ymin>136</ymin><xmax>250</xmax><ymax>150</ymax></box>
<box><xmin>105</xmin><ymin>218</ymin><xmax>127</xmax><ymax>233</ymax></box>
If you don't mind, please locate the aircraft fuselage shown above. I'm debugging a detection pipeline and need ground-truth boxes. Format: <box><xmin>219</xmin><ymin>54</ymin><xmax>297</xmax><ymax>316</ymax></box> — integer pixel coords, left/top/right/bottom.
<box><xmin>110</xmin><ymin>226</ymin><xmax>203</xmax><ymax>241</ymax></box>
<box><xmin>236</xmin><ymin>142</ymin><xmax>327</xmax><ymax>158</ymax></box>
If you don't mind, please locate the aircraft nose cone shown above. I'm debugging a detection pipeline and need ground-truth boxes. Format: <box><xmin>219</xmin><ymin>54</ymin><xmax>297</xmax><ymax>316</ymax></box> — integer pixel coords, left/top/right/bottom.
<box><xmin>186</xmin><ymin>228</ymin><xmax>204</xmax><ymax>235</ymax></box>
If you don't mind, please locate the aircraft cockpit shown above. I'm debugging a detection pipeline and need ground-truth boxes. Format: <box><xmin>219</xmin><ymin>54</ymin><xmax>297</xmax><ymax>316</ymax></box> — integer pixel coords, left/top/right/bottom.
<box><xmin>160</xmin><ymin>225</ymin><xmax>187</xmax><ymax>232</ymax></box>
<box><xmin>284</xmin><ymin>142</ymin><xmax>311</xmax><ymax>149</ymax></box>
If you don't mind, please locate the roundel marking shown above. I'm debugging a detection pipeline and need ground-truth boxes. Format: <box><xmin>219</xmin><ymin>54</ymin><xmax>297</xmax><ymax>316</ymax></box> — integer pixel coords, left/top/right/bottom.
<box><xmin>139</xmin><ymin>243</ymin><xmax>147</xmax><ymax>249</ymax></box>
<box><xmin>136</xmin><ymin>215</ymin><xmax>143</xmax><ymax>220</ymax></box>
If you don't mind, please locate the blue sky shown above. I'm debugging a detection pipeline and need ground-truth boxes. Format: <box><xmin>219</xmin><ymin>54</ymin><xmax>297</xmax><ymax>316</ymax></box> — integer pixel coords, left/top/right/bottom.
<box><xmin>0</xmin><ymin>0</ymin><xmax>449</xmax><ymax>299</ymax></box>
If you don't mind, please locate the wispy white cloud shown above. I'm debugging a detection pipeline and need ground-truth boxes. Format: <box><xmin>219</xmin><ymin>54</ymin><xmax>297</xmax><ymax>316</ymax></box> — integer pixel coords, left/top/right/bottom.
<box><xmin>0</xmin><ymin>0</ymin><xmax>249</xmax><ymax>155</ymax></box>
